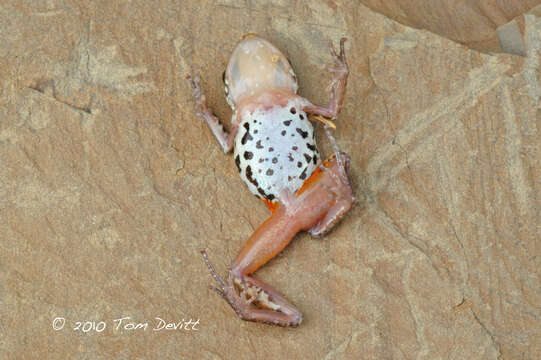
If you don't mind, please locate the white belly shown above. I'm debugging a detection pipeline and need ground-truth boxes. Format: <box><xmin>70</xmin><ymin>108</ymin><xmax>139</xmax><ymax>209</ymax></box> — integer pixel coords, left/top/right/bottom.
<box><xmin>233</xmin><ymin>101</ymin><xmax>320</xmax><ymax>202</ymax></box>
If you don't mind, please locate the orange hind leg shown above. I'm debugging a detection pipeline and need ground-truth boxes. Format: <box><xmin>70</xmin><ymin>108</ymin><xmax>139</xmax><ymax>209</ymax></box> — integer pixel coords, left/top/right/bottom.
<box><xmin>201</xmin><ymin>153</ymin><xmax>354</xmax><ymax>326</ymax></box>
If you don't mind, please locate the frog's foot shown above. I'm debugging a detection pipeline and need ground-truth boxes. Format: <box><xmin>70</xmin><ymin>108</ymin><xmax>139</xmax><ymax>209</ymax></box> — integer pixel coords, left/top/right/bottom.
<box><xmin>307</xmin><ymin>152</ymin><xmax>355</xmax><ymax>237</ymax></box>
<box><xmin>186</xmin><ymin>73</ymin><xmax>237</xmax><ymax>153</ymax></box>
<box><xmin>201</xmin><ymin>250</ymin><xmax>302</xmax><ymax>327</ymax></box>
<box><xmin>302</xmin><ymin>37</ymin><xmax>349</xmax><ymax>119</ymax></box>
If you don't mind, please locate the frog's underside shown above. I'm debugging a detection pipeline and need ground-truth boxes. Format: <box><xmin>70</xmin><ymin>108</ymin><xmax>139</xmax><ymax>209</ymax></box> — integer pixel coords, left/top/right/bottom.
<box><xmin>187</xmin><ymin>34</ymin><xmax>354</xmax><ymax>327</ymax></box>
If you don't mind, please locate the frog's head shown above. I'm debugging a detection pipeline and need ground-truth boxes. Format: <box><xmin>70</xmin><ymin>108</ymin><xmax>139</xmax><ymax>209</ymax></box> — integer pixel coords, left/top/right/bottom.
<box><xmin>224</xmin><ymin>34</ymin><xmax>298</xmax><ymax>110</ymax></box>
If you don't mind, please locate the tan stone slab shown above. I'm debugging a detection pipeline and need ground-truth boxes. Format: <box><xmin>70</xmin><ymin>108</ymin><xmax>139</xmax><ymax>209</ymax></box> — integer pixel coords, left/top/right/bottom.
<box><xmin>0</xmin><ymin>1</ymin><xmax>539</xmax><ymax>359</ymax></box>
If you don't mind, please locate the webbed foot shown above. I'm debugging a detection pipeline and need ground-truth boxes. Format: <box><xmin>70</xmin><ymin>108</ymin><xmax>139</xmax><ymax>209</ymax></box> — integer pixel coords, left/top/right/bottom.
<box><xmin>201</xmin><ymin>250</ymin><xmax>302</xmax><ymax>327</ymax></box>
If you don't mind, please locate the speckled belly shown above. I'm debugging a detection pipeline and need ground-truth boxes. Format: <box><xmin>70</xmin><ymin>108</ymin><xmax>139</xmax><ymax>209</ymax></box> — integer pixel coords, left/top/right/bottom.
<box><xmin>234</xmin><ymin>102</ymin><xmax>320</xmax><ymax>202</ymax></box>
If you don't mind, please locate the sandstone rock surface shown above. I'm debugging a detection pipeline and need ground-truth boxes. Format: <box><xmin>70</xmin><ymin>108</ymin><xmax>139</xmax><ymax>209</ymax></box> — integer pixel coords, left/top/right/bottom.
<box><xmin>1</xmin><ymin>1</ymin><xmax>539</xmax><ymax>359</ymax></box>
<box><xmin>359</xmin><ymin>0</ymin><xmax>541</xmax><ymax>53</ymax></box>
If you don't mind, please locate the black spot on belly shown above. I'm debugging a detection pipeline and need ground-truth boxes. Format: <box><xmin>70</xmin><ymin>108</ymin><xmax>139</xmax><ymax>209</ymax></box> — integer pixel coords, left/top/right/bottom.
<box><xmin>300</xmin><ymin>114</ymin><xmax>304</xmax><ymax>120</ymax></box>
<box><xmin>266</xmin><ymin>168</ymin><xmax>274</xmax><ymax>176</ymax></box>
<box><xmin>281</xmin><ymin>130</ymin><xmax>286</xmax><ymax>136</ymax></box>
<box><xmin>313</xmin><ymin>154</ymin><xmax>318</xmax><ymax>164</ymax></box>
<box><xmin>258</xmin><ymin>158</ymin><xmax>264</xmax><ymax>163</ymax></box>
<box><xmin>268</xmin><ymin>147</ymin><xmax>274</xmax><ymax>152</ymax></box>
<box><xmin>256</xmin><ymin>140</ymin><xmax>264</xmax><ymax>149</ymax></box>
<box><xmin>235</xmin><ymin>155</ymin><xmax>241</xmax><ymax>172</ymax></box>
<box><xmin>306</xmin><ymin>143</ymin><xmax>316</xmax><ymax>151</ymax></box>
<box><xmin>296</xmin><ymin>128</ymin><xmax>308</xmax><ymax>138</ymax></box>
<box><xmin>272</xmin><ymin>157</ymin><xmax>278</xmax><ymax>164</ymax></box>
<box><xmin>292</xmin><ymin>146</ymin><xmax>298</xmax><ymax>151</ymax></box>
<box><xmin>290</xmin><ymin>107</ymin><xmax>296</xmax><ymax>114</ymax></box>
<box><xmin>244</xmin><ymin>151</ymin><xmax>253</xmax><ymax>160</ymax></box>
<box><xmin>297</xmin><ymin>161</ymin><xmax>302</xmax><ymax>168</ymax></box>
<box><xmin>241</xmin><ymin>123</ymin><xmax>253</xmax><ymax>145</ymax></box>
<box><xmin>288</xmin><ymin>153</ymin><xmax>294</xmax><ymax>161</ymax></box>
<box><xmin>245</xmin><ymin>165</ymin><xmax>258</xmax><ymax>187</ymax></box>
<box><xmin>304</xmin><ymin>153</ymin><xmax>312</xmax><ymax>163</ymax></box>
<box><xmin>256</xmin><ymin>186</ymin><xmax>275</xmax><ymax>201</ymax></box>
<box><xmin>299</xmin><ymin>167</ymin><xmax>308</xmax><ymax>180</ymax></box>
<box><xmin>283</xmin><ymin>120</ymin><xmax>291</xmax><ymax>126</ymax></box>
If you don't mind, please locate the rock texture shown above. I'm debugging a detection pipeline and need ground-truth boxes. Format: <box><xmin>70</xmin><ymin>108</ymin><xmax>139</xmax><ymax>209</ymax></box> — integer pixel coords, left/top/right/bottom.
<box><xmin>1</xmin><ymin>1</ymin><xmax>539</xmax><ymax>359</ymax></box>
<box><xmin>359</xmin><ymin>0</ymin><xmax>541</xmax><ymax>53</ymax></box>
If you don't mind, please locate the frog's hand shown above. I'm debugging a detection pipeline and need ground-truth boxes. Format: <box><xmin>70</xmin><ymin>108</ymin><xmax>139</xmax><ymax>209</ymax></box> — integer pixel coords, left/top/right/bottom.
<box><xmin>302</xmin><ymin>38</ymin><xmax>349</xmax><ymax>120</ymax></box>
<box><xmin>187</xmin><ymin>73</ymin><xmax>238</xmax><ymax>153</ymax></box>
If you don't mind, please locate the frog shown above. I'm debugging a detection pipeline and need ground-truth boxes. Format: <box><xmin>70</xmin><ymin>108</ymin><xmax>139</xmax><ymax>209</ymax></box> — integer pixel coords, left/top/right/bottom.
<box><xmin>187</xmin><ymin>34</ymin><xmax>354</xmax><ymax>327</ymax></box>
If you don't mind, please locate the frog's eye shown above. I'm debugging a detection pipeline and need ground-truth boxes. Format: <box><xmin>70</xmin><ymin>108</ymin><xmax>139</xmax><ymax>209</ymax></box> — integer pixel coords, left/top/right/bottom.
<box><xmin>223</xmin><ymin>70</ymin><xmax>228</xmax><ymax>94</ymax></box>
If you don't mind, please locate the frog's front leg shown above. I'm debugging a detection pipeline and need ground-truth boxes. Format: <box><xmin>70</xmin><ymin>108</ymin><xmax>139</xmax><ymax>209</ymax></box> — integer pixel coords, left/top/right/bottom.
<box><xmin>303</xmin><ymin>38</ymin><xmax>349</xmax><ymax>119</ymax></box>
<box><xmin>187</xmin><ymin>73</ymin><xmax>239</xmax><ymax>153</ymax></box>
<box><xmin>201</xmin><ymin>153</ymin><xmax>352</xmax><ymax>327</ymax></box>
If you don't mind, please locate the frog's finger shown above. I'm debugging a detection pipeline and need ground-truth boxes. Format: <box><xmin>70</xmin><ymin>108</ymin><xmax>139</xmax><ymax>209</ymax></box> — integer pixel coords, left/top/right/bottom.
<box><xmin>310</xmin><ymin>114</ymin><xmax>336</xmax><ymax>129</ymax></box>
